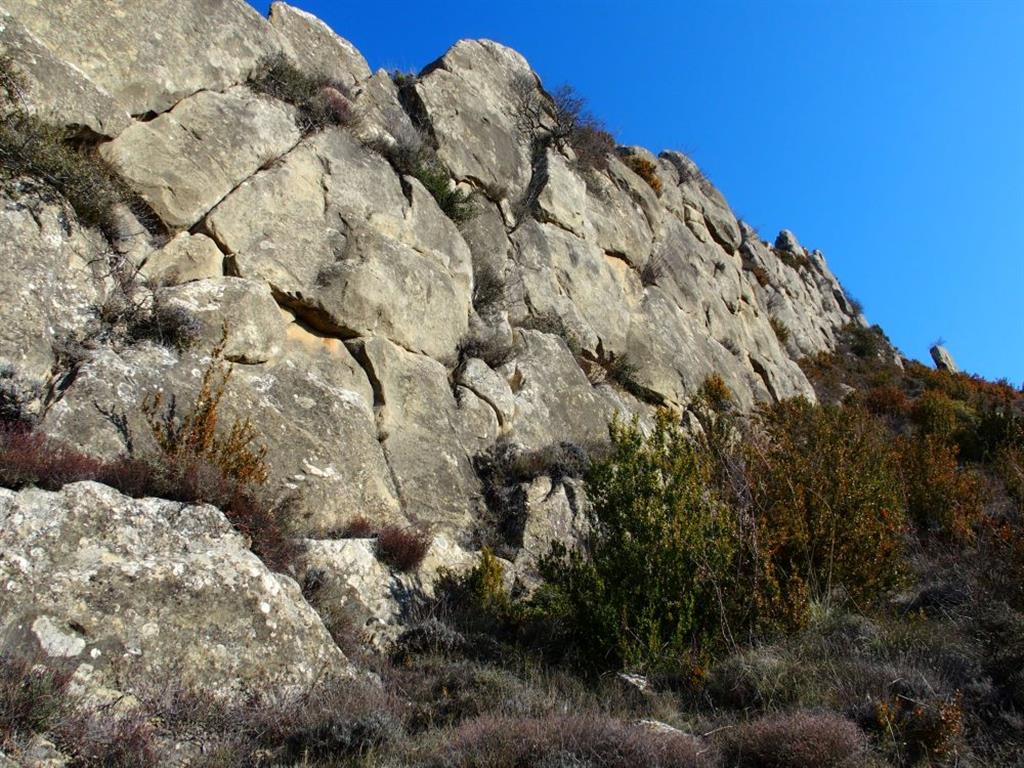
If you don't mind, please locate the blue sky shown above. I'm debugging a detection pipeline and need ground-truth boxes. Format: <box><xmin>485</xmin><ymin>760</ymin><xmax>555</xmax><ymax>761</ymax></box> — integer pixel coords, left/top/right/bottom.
<box><xmin>251</xmin><ymin>0</ymin><xmax>1023</xmax><ymax>384</ymax></box>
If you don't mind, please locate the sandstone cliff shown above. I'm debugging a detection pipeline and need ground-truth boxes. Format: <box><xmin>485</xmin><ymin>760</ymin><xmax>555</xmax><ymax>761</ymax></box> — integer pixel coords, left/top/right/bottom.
<box><xmin>0</xmin><ymin>0</ymin><xmax>881</xmax><ymax>710</ymax></box>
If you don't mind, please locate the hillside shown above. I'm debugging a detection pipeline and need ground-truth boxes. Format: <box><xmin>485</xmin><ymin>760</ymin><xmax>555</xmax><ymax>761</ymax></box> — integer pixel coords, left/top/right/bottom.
<box><xmin>0</xmin><ymin>1</ymin><xmax>1021</xmax><ymax>766</ymax></box>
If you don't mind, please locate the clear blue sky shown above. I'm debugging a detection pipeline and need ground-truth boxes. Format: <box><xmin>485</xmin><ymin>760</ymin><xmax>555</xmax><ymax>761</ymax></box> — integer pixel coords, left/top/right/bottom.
<box><xmin>251</xmin><ymin>0</ymin><xmax>1023</xmax><ymax>384</ymax></box>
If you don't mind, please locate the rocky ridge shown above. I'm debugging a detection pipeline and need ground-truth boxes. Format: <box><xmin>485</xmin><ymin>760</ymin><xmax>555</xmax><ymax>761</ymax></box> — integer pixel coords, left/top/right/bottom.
<box><xmin>0</xmin><ymin>0</ymin><xmax>880</xmax><ymax>710</ymax></box>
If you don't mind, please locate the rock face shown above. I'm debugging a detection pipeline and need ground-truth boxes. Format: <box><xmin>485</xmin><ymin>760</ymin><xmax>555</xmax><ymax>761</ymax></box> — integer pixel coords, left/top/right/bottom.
<box><xmin>0</xmin><ymin>482</ymin><xmax>350</xmax><ymax>699</ymax></box>
<box><xmin>0</xmin><ymin>0</ymin><xmax>888</xmax><ymax>684</ymax></box>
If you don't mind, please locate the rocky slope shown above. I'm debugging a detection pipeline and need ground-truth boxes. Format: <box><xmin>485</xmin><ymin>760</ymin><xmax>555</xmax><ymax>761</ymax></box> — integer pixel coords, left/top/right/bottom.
<box><xmin>0</xmin><ymin>0</ymin><xmax>877</xmax><ymax>710</ymax></box>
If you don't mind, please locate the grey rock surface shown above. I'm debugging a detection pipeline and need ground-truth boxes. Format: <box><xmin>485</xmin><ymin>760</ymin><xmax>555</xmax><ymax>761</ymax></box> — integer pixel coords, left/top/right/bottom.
<box><xmin>930</xmin><ymin>344</ymin><xmax>959</xmax><ymax>373</ymax></box>
<box><xmin>0</xmin><ymin>481</ymin><xmax>350</xmax><ymax>699</ymax></box>
<box><xmin>268</xmin><ymin>2</ymin><xmax>370</xmax><ymax>87</ymax></box>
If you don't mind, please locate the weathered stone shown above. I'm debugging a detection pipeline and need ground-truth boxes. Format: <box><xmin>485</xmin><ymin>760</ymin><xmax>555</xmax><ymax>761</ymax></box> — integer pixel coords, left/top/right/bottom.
<box><xmin>930</xmin><ymin>344</ymin><xmax>959</xmax><ymax>373</ymax></box>
<box><xmin>513</xmin><ymin>476</ymin><xmax>588</xmax><ymax>581</ymax></box>
<box><xmin>0</xmin><ymin>6</ymin><xmax>130</xmax><ymax>136</ymax></box>
<box><xmin>775</xmin><ymin>228</ymin><xmax>805</xmax><ymax>255</ymax></box>
<box><xmin>499</xmin><ymin>330</ymin><xmax>619</xmax><ymax>451</ymax></box>
<box><xmin>414</xmin><ymin>40</ymin><xmax>535</xmax><ymax>200</ymax></box>
<box><xmin>3</xmin><ymin>0</ymin><xmax>283</xmax><ymax>115</ymax></box>
<box><xmin>140</xmin><ymin>232</ymin><xmax>223</xmax><ymax>286</ymax></box>
<box><xmin>357</xmin><ymin>336</ymin><xmax>481</xmax><ymax>534</ymax></box>
<box><xmin>268</xmin><ymin>2</ymin><xmax>370</xmax><ymax>87</ymax></box>
<box><xmin>100</xmin><ymin>87</ymin><xmax>300</xmax><ymax>229</ymax></box>
<box><xmin>536</xmin><ymin>149</ymin><xmax>587</xmax><ymax>237</ymax></box>
<box><xmin>456</xmin><ymin>358</ymin><xmax>516</xmax><ymax>427</ymax></box>
<box><xmin>0</xmin><ymin>184</ymin><xmax>104</xmax><ymax>387</ymax></box>
<box><xmin>204</xmin><ymin>129</ymin><xmax>471</xmax><ymax>362</ymax></box>
<box><xmin>40</xmin><ymin>339</ymin><xmax>401</xmax><ymax>537</ymax></box>
<box><xmin>0</xmin><ymin>482</ymin><xmax>350</xmax><ymax>700</ymax></box>
<box><xmin>158</xmin><ymin>277</ymin><xmax>286</xmax><ymax>364</ymax></box>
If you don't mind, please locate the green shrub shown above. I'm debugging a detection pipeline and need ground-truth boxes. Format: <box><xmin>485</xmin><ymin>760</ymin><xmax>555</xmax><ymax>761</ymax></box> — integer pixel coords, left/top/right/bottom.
<box><xmin>412</xmin><ymin>161</ymin><xmax>475</xmax><ymax>224</ymax></box>
<box><xmin>746</xmin><ymin>400</ymin><xmax>908</xmax><ymax>609</ymax></box>
<box><xmin>536</xmin><ymin>410</ymin><xmax>738</xmax><ymax>671</ymax></box>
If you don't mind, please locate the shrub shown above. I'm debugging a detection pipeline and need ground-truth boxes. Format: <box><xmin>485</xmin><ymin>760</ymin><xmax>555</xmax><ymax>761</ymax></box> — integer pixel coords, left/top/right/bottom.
<box><xmin>697</xmin><ymin>373</ymin><xmax>733</xmax><ymax>412</ymax></box>
<box><xmin>537</xmin><ymin>411</ymin><xmax>738</xmax><ymax>671</ymax></box>
<box><xmin>440</xmin><ymin>547</ymin><xmax>514</xmax><ymax>634</ymax></box>
<box><xmin>376</xmin><ymin>524</ymin><xmax>431</xmax><ymax>572</ymax></box>
<box><xmin>0</xmin><ymin>54</ymin><xmax>26</xmax><ymax>109</ymax></box>
<box><xmin>873</xmin><ymin>692</ymin><xmax>965</xmax><ymax>767</ymax></box>
<box><xmin>746</xmin><ymin>400</ymin><xmax>908</xmax><ymax>608</ymax></box>
<box><xmin>471</xmin><ymin>262</ymin><xmax>509</xmax><ymax>317</ymax></box>
<box><xmin>750</xmin><ymin>264</ymin><xmax>771</xmax><ymax>288</ymax></box>
<box><xmin>55</xmin><ymin>711</ymin><xmax>159</xmax><ymax>768</ymax></box>
<box><xmin>622</xmin><ymin>154</ymin><xmax>663</xmax><ymax>195</ymax></box>
<box><xmin>861</xmin><ymin>384</ymin><xmax>911</xmax><ymax>420</ymax></box>
<box><xmin>427</xmin><ymin>713</ymin><xmax>706</xmax><ymax>768</ymax></box>
<box><xmin>142</xmin><ymin>351</ymin><xmax>268</xmax><ymax>487</ymax></box>
<box><xmin>769</xmin><ymin>316</ymin><xmax>790</xmax><ymax>345</ymax></box>
<box><xmin>0</xmin><ymin>116</ymin><xmax>130</xmax><ymax>237</ymax></box>
<box><xmin>339</xmin><ymin>514</ymin><xmax>376</xmax><ymax>538</ymax></box>
<box><xmin>458</xmin><ymin>331</ymin><xmax>520</xmax><ymax>369</ymax></box>
<box><xmin>717</xmin><ymin>711</ymin><xmax>869</xmax><ymax>768</ymax></box>
<box><xmin>641</xmin><ymin>253</ymin><xmax>667</xmax><ymax>286</ymax></box>
<box><xmin>369</xmin><ymin>121</ymin><xmax>476</xmax><ymax>224</ymax></box>
<box><xmin>249</xmin><ymin>54</ymin><xmax>358</xmax><ymax>134</ymax></box>
<box><xmin>0</xmin><ymin>654</ymin><xmax>71</xmax><ymax>745</ymax></box>
<box><xmin>899</xmin><ymin>434</ymin><xmax>983</xmax><ymax>542</ymax></box>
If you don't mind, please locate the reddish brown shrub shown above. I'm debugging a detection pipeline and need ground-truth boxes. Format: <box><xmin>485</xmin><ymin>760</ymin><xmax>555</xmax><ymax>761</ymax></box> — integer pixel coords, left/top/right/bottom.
<box><xmin>622</xmin><ymin>154</ymin><xmax>663</xmax><ymax>195</ymax></box>
<box><xmin>874</xmin><ymin>692</ymin><xmax>964</xmax><ymax>767</ymax></box>
<box><xmin>746</xmin><ymin>401</ymin><xmax>908</xmax><ymax>612</ymax></box>
<box><xmin>55</xmin><ymin>711</ymin><xmax>159</xmax><ymax>768</ymax></box>
<box><xmin>340</xmin><ymin>514</ymin><xmax>377</xmax><ymax>538</ymax></box>
<box><xmin>862</xmin><ymin>384</ymin><xmax>912</xmax><ymax>420</ymax></box>
<box><xmin>376</xmin><ymin>525</ymin><xmax>431</xmax><ymax>572</ymax></box>
<box><xmin>899</xmin><ymin>435</ymin><xmax>984</xmax><ymax>542</ymax></box>
<box><xmin>0</xmin><ymin>654</ymin><xmax>71</xmax><ymax>745</ymax></box>
<box><xmin>433</xmin><ymin>714</ymin><xmax>708</xmax><ymax>768</ymax></box>
<box><xmin>751</xmin><ymin>265</ymin><xmax>771</xmax><ymax>287</ymax></box>
<box><xmin>718</xmin><ymin>711</ymin><xmax>868</xmax><ymax>768</ymax></box>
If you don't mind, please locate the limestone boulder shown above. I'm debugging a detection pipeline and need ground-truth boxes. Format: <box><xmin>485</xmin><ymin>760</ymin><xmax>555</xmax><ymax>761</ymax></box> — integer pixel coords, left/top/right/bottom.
<box><xmin>0</xmin><ymin>183</ymin><xmax>105</xmax><ymax>388</ymax></box>
<box><xmin>414</xmin><ymin>40</ymin><xmax>535</xmax><ymax>201</ymax></box>
<box><xmin>0</xmin><ymin>6</ymin><xmax>130</xmax><ymax>137</ymax></box>
<box><xmin>456</xmin><ymin>358</ymin><xmax>516</xmax><ymax>428</ymax></box>
<box><xmin>40</xmin><ymin>336</ymin><xmax>401</xmax><ymax>537</ymax></box>
<box><xmin>158</xmin><ymin>277</ymin><xmax>287</xmax><ymax>364</ymax></box>
<box><xmin>513</xmin><ymin>476</ymin><xmax>589</xmax><ymax>582</ymax></box>
<box><xmin>268</xmin><ymin>2</ymin><xmax>370</xmax><ymax>87</ymax></box>
<box><xmin>204</xmin><ymin>129</ymin><xmax>471</xmax><ymax>362</ymax></box>
<box><xmin>140</xmin><ymin>232</ymin><xmax>223</xmax><ymax>286</ymax></box>
<box><xmin>101</xmin><ymin>87</ymin><xmax>300</xmax><ymax>230</ymax></box>
<box><xmin>499</xmin><ymin>330</ymin><xmax>619</xmax><ymax>451</ymax></box>
<box><xmin>3</xmin><ymin>0</ymin><xmax>283</xmax><ymax>115</ymax></box>
<box><xmin>356</xmin><ymin>337</ymin><xmax>481</xmax><ymax>535</ymax></box>
<box><xmin>930</xmin><ymin>344</ymin><xmax>959</xmax><ymax>373</ymax></box>
<box><xmin>0</xmin><ymin>481</ymin><xmax>351</xmax><ymax>700</ymax></box>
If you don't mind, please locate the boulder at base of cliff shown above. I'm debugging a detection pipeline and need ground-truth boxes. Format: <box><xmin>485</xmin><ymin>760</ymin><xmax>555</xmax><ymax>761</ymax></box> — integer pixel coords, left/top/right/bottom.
<box><xmin>0</xmin><ymin>481</ymin><xmax>351</xmax><ymax>702</ymax></box>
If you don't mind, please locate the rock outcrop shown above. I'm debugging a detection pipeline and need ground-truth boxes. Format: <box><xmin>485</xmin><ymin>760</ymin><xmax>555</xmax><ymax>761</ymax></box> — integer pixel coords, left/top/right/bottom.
<box><xmin>0</xmin><ymin>0</ymin><xmax>887</xmax><ymax>699</ymax></box>
<box><xmin>0</xmin><ymin>482</ymin><xmax>350</xmax><ymax>700</ymax></box>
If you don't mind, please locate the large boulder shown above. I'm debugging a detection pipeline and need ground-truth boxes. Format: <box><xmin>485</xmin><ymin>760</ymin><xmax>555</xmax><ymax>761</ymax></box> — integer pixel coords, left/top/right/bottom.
<box><xmin>0</xmin><ymin>482</ymin><xmax>351</xmax><ymax>700</ymax></box>
<box><xmin>0</xmin><ymin>184</ymin><xmax>105</xmax><ymax>388</ymax></box>
<box><xmin>0</xmin><ymin>5</ymin><xmax>131</xmax><ymax>136</ymax></box>
<box><xmin>268</xmin><ymin>2</ymin><xmax>370</xmax><ymax>87</ymax></box>
<box><xmin>40</xmin><ymin>336</ymin><xmax>402</xmax><ymax>537</ymax></box>
<box><xmin>204</xmin><ymin>128</ymin><xmax>471</xmax><ymax>363</ymax></box>
<box><xmin>3</xmin><ymin>0</ymin><xmax>283</xmax><ymax>115</ymax></box>
<box><xmin>930</xmin><ymin>344</ymin><xmax>959</xmax><ymax>373</ymax></box>
<box><xmin>413</xmin><ymin>40</ymin><xmax>536</xmax><ymax>201</ymax></box>
<box><xmin>100</xmin><ymin>87</ymin><xmax>300</xmax><ymax>229</ymax></box>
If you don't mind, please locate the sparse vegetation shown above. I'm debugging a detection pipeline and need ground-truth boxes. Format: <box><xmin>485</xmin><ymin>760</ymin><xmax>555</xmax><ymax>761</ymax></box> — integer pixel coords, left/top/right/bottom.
<box><xmin>621</xmin><ymin>153</ymin><xmax>663</xmax><ymax>195</ymax></box>
<box><xmin>249</xmin><ymin>53</ymin><xmax>359</xmax><ymax>134</ymax></box>
<box><xmin>369</xmin><ymin>120</ymin><xmax>475</xmax><ymax>224</ymax></box>
<box><xmin>377</xmin><ymin>524</ymin><xmax>432</xmax><ymax>572</ymax></box>
<box><xmin>769</xmin><ymin>316</ymin><xmax>791</xmax><ymax>345</ymax></box>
